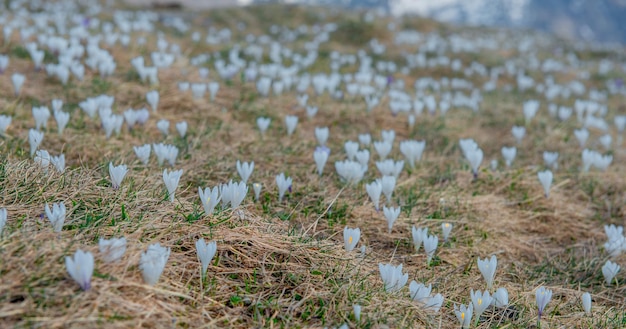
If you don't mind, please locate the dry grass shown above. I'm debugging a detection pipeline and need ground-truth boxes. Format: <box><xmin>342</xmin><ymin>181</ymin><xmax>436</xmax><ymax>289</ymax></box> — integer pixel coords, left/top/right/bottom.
<box><xmin>0</xmin><ymin>2</ymin><xmax>625</xmax><ymax>329</ymax></box>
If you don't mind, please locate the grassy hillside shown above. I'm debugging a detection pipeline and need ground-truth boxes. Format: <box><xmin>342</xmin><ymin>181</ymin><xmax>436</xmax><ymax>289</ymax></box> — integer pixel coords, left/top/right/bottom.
<box><xmin>0</xmin><ymin>2</ymin><xmax>625</xmax><ymax>328</ymax></box>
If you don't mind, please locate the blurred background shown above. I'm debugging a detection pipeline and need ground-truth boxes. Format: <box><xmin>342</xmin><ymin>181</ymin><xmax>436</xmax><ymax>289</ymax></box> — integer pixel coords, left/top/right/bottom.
<box><xmin>129</xmin><ymin>0</ymin><xmax>626</xmax><ymax>45</ymax></box>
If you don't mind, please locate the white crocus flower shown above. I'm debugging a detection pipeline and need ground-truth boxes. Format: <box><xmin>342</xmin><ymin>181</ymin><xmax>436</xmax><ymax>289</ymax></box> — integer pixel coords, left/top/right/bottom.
<box><xmin>335</xmin><ymin>160</ymin><xmax>366</xmax><ymax>185</ymax></box>
<box><xmin>146</xmin><ymin>90</ymin><xmax>159</xmax><ymax>112</ymax></box>
<box><xmin>156</xmin><ymin>119</ymin><xmax>169</xmax><ymax>136</ymax></box>
<box><xmin>198</xmin><ymin>186</ymin><xmax>221</xmax><ymax>215</ymax></box>
<box><xmin>423</xmin><ymin>235</ymin><xmax>438</xmax><ymax>265</ymax></box>
<box><xmin>477</xmin><ymin>255</ymin><xmax>498</xmax><ymax>290</ymax></box>
<box><xmin>409</xmin><ymin>281</ymin><xmax>432</xmax><ymax>302</ymax></box>
<box><xmin>581</xmin><ymin>149</ymin><xmax>595</xmax><ymax>172</ymax></box>
<box><xmin>471</xmin><ymin>290</ymin><xmax>493</xmax><ymax>323</ymax></box>
<box><xmin>543</xmin><ymin>151</ymin><xmax>559</xmax><ymax>170</ymax></box>
<box><xmin>490</xmin><ymin>159</ymin><xmax>498</xmax><ymax>171</ymax></box>
<box><xmin>383</xmin><ymin>206</ymin><xmax>400</xmax><ymax>233</ymax></box>
<box><xmin>32</xmin><ymin>106</ymin><xmax>50</xmax><ymax>130</ymax></box>
<box><xmin>343</xmin><ymin>226</ymin><xmax>361</xmax><ymax>252</ymax></box>
<box><xmin>459</xmin><ymin>138</ymin><xmax>478</xmax><ymax>158</ymax></box>
<box><xmin>511</xmin><ymin>126</ymin><xmax>526</xmax><ymax>144</ymax></box>
<box><xmin>424</xmin><ymin>293</ymin><xmax>444</xmax><ymax>313</ymax></box>
<box><xmin>380</xmin><ymin>175</ymin><xmax>396</xmax><ymax>203</ymax></box>
<box><xmin>191</xmin><ymin>83</ymin><xmax>206</xmax><ymax>99</ymax></box>
<box><xmin>381</xmin><ymin>129</ymin><xmax>395</xmax><ymax>144</ymax></box>
<box><xmin>152</xmin><ymin>143</ymin><xmax>168</xmax><ymax>166</ymax></box>
<box><xmin>196</xmin><ymin>239</ymin><xmax>217</xmax><ymax>278</ymax></box>
<box><xmin>602</xmin><ymin>260</ymin><xmax>620</xmax><ymax>285</ymax></box>
<box><xmin>219</xmin><ymin>182</ymin><xmax>233</xmax><ymax>208</ymax></box>
<box><xmin>208</xmin><ymin>82</ymin><xmax>219</xmax><ymax>101</ymax></box>
<box><xmin>136</xmin><ymin>108</ymin><xmax>150</xmax><ymax>124</ymax></box>
<box><xmin>604</xmin><ymin>224</ymin><xmax>624</xmax><ymax>241</ymax></box>
<box><xmin>123</xmin><ymin>109</ymin><xmax>139</xmax><ymax>129</ymax></box>
<box><xmin>272</xmin><ymin>81</ymin><xmax>284</xmax><ymax>96</ymax></box>
<box><xmin>411</xmin><ymin>226</ymin><xmax>428</xmax><ymax>252</ymax></box>
<box><xmin>297</xmin><ymin>94</ymin><xmax>308</xmax><ymax>107</ymax></box>
<box><xmin>523</xmin><ymin>100</ymin><xmax>540</xmax><ymax>124</ymax></box>
<box><xmin>366</xmin><ymin>180</ymin><xmax>382</xmax><ymax>211</ymax></box>
<box><xmin>65</xmin><ymin>249</ymin><xmax>94</xmax><ymax>291</ymax></box>
<box><xmin>285</xmin><ymin>115</ymin><xmax>298</xmax><ymax>136</ymax></box>
<box><xmin>355</xmin><ymin>149</ymin><xmax>369</xmax><ymax>168</ymax></box>
<box><xmin>574</xmin><ymin>128</ymin><xmax>589</xmax><ymax>148</ymax></box>
<box><xmin>441</xmin><ymin>222</ymin><xmax>453</xmax><ymax>242</ymax></box>
<box><xmin>313</xmin><ymin>147</ymin><xmax>329</xmax><ymax>176</ymax></box>
<box><xmin>275</xmin><ymin>173</ymin><xmax>292</xmax><ymax>202</ymax></box>
<box><xmin>537</xmin><ymin>170</ymin><xmax>553</xmax><ymax>198</ymax></box>
<box><xmin>373</xmin><ymin>140</ymin><xmax>392</xmax><ymax>160</ymax></box>
<box><xmin>306</xmin><ymin>105</ymin><xmax>318</xmax><ymax>118</ymax></box>
<box><xmin>581</xmin><ymin>292</ymin><xmax>591</xmax><ymax>315</ymax></box>
<box><xmin>407</xmin><ymin>114</ymin><xmax>415</xmax><ymax>129</ymax></box>
<box><xmin>139</xmin><ymin>243</ymin><xmax>171</xmax><ymax>286</ymax></box>
<box><xmin>501</xmin><ymin>146</ymin><xmax>517</xmax><ymax>167</ymax></box>
<box><xmin>603</xmin><ymin>224</ymin><xmax>626</xmax><ymax>258</ymax></box>
<box><xmin>99</xmin><ymin>237</ymin><xmax>127</xmax><ymax>263</ymax></box>
<box><xmin>34</xmin><ymin>150</ymin><xmax>51</xmax><ymax>172</ymax></box>
<box><xmin>51</xmin><ymin>154</ymin><xmax>65</xmax><ymax>173</ymax></box>
<box><xmin>236</xmin><ymin>161</ymin><xmax>254</xmax><ymax>184</ymax></box>
<box><xmin>51</xmin><ymin>99</ymin><xmax>63</xmax><ymax>112</ymax></box>
<box><xmin>101</xmin><ymin>114</ymin><xmax>122</xmax><ymax>139</ymax></box>
<box><xmin>197</xmin><ymin>67</ymin><xmax>208</xmax><ymax>79</ymax></box>
<box><xmin>0</xmin><ymin>54</ymin><xmax>8</xmax><ymax>72</ymax></box>
<box><xmin>12</xmin><ymin>73</ymin><xmax>25</xmax><ymax>95</ymax></box>
<box><xmin>592</xmin><ymin>153</ymin><xmax>612</xmax><ymax>171</ymax></box>
<box><xmin>358</xmin><ymin>134</ymin><xmax>371</xmax><ymax>146</ymax></box>
<box><xmin>353</xmin><ymin>304</ymin><xmax>362</xmax><ymax>321</ymax></box>
<box><xmin>454</xmin><ymin>303</ymin><xmax>473</xmax><ymax>329</ymax></box>
<box><xmin>599</xmin><ymin>134</ymin><xmax>612</xmax><ymax>150</ymax></box>
<box><xmin>220</xmin><ymin>180</ymin><xmax>248</xmax><ymax>209</ymax></box>
<box><xmin>54</xmin><ymin>109</ymin><xmax>70</xmax><ymax>135</ymax></box>
<box><xmin>152</xmin><ymin>143</ymin><xmax>178</xmax><ymax>166</ymax></box>
<box><xmin>109</xmin><ymin>162</ymin><xmax>128</xmax><ymax>189</ymax></box>
<box><xmin>378</xmin><ymin>263</ymin><xmax>408</xmax><ymax>293</ymax></box>
<box><xmin>134</xmin><ymin>144</ymin><xmax>151</xmax><ymax>165</ymax></box>
<box><xmin>257</xmin><ymin>117</ymin><xmax>271</xmax><ymax>135</ymax></box>
<box><xmin>176</xmin><ymin>121</ymin><xmax>188</xmax><ymax>138</ymax></box>
<box><xmin>376</xmin><ymin>159</ymin><xmax>404</xmax><ymax>178</ymax></box>
<box><xmin>400</xmin><ymin>140</ymin><xmax>426</xmax><ymax>168</ymax></box>
<box><xmin>558</xmin><ymin>106</ymin><xmax>572</xmax><ymax>121</ymax></box>
<box><xmin>253</xmin><ymin>183</ymin><xmax>262</xmax><ymax>202</ymax></box>
<box><xmin>256</xmin><ymin>77</ymin><xmax>271</xmax><ymax>96</ymax></box>
<box><xmin>492</xmin><ymin>287</ymin><xmax>509</xmax><ymax>307</ymax></box>
<box><xmin>344</xmin><ymin>141</ymin><xmax>359</xmax><ymax>161</ymax></box>
<box><xmin>0</xmin><ymin>115</ymin><xmax>12</xmax><ymax>134</ymax></box>
<box><xmin>466</xmin><ymin>147</ymin><xmax>483</xmax><ymax>178</ymax></box>
<box><xmin>163</xmin><ymin>169</ymin><xmax>183</xmax><ymax>202</ymax></box>
<box><xmin>45</xmin><ymin>202</ymin><xmax>66</xmax><ymax>232</ymax></box>
<box><xmin>615</xmin><ymin>115</ymin><xmax>626</xmax><ymax>133</ymax></box>
<box><xmin>315</xmin><ymin>126</ymin><xmax>329</xmax><ymax>146</ymax></box>
<box><xmin>536</xmin><ymin>286</ymin><xmax>553</xmax><ymax>320</ymax></box>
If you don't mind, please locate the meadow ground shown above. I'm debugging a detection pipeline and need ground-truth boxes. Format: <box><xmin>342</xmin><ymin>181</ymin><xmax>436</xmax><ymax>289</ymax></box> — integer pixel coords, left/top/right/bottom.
<box><xmin>0</xmin><ymin>3</ymin><xmax>625</xmax><ymax>329</ymax></box>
